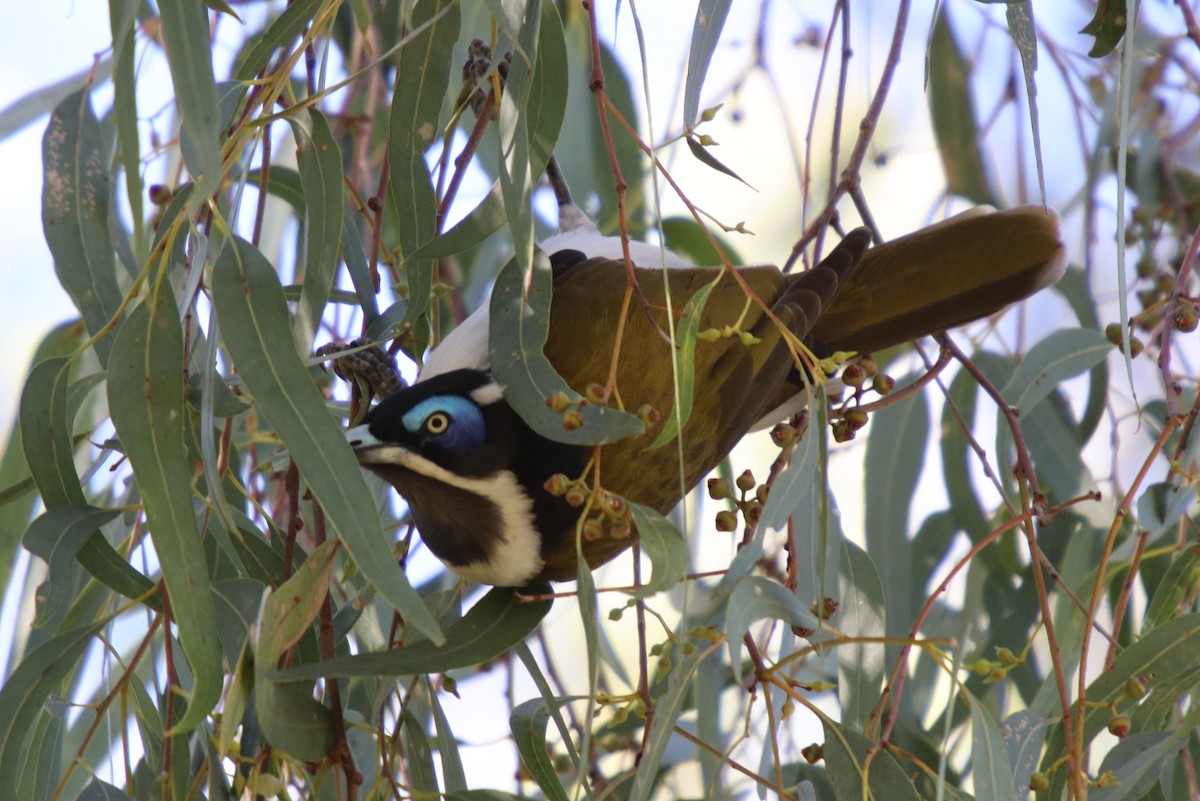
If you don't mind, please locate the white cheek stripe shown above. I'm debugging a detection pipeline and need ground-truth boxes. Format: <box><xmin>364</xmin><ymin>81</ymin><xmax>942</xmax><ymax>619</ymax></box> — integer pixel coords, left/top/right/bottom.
<box><xmin>367</xmin><ymin>446</ymin><xmax>544</xmax><ymax>586</ymax></box>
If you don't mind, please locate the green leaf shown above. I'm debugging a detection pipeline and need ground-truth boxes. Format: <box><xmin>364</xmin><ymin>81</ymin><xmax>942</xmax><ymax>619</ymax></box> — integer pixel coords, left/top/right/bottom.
<box><xmin>489</xmin><ymin>252</ymin><xmax>644</xmax><ymax>445</ymax></box>
<box><xmin>940</xmin><ymin>360</ymin><xmax>989</xmax><ymax>537</ymax></box>
<box><xmin>725</xmin><ymin>577</ymin><xmax>817</xmax><ymax>681</ymax></box>
<box><xmin>684</xmin><ymin>135</ymin><xmax>751</xmax><ymax>187</ymax></box>
<box><xmin>1006</xmin><ymin>1</ymin><xmax>1047</xmax><ymax>201</ymax></box>
<box><xmin>1000</xmin><ymin>710</ymin><xmax>1048</xmax><ymax>798</ymax></box>
<box><xmin>682</xmin><ymin>0</ymin><xmax>731</xmax><ymax>127</ymax></box>
<box><xmin>1144</xmin><ymin>546</ymin><xmax>1200</xmax><ymax>631</ymax></box>
<box><xmin>21</xmin><ymin>505</ymin><xmax>120</xmax><ymax>626</ymax></box>
<box><xmin>41</xmin><ymin>88</ymin><xmax>123</xmax><ymax>364</ymax></box>
<box><xmin>967</xmin><ymin>693</ymin><xmax>1014</xmax><ymax>801</ymax></box>
<box><xmin>273</xmin><ymin>586</ymin><xmax>552</xmax><ymax>679</ymax></box>
<box><xmin>837</xmin><ymin>541</ymin><xmax>886</xmax><ymax>733</ymax></box>
<box><xmin>428</xmin><ymin>678</ymin><xmax>467</xmax><ymax>793</ymax></box>
<box><xmin>497</xmin><ymin>0</ymin><xmax>542</xmax><ymax>276</ymax></box>
<box><xmin>0</xmin><ymin>621</ymin><xmax>107</xmax><ymax>801</ymax></box>
<box><xmin>255</xmin><ymin>540</ymin><xmax>339</xmax><ymax>762</ymax></box>
<box><xmin>233</xmin><ymin>0</ymin><xmax>324</xmax><ymax>82</ymax></box>
<box><xmin>1092</xmin><ymin>731</ymin><xmax>1182</xmax><ymax>801</ymax></box>
<box><xmin>1052</xmin><ymin>269</ymin><xmax>1107</xmax><ymax>442</ymax></box>
<box><xmin>408</xmin><ymin>1</ymin><xmax>567</xmax><ymax>261</ymax></box>
<box><xmin>627</xmin><ymin>502</ymin><xmax>687</xmax><ymax>597</ymax></box>
<box><xmin>388</xmin><ymin>0</ymin><xmax>460</xmax><ymax>331</ymax></box>
<box><xmin>0</xmin><ymin>59</ymin><xmax>112</xmax><ymax>142</ymax></box>
<box><xmin>649</xmin><ymin>276</ymin><xmax>718</xmax><ymax>447</ymax></box>
<box><xmin>157</xmin><ymin>0</ymin><xmax>222</xmax><ymax>198</ymax></box>
<box><xmin>212</xmin><ymin>236</ymin><xmax>443</xmax><ymax>644</ymax></box>
<box><xmin>1002</xmin><ymin>328</ymin><xmax>1112</xmax><ymax>417</ymax></box>
<box><xmin>289</xmin><ymin>108</ymin><xmax>344</xmax><ymax>350</ymax></box>
<box><xmin>510</xmin><ymin>699</ymin><xmax>571</xmax><ymax>801</ymax></box>
<box><xmin>108</xmin><ymin>287</ymin><xmax>223</xmax><ymax>733</ymax></box>
<box><xmin>1040</xmin><ymin>614</ymin><xmax>1200</xmax><ymax>799</ymax></box>
<box><xmin>865</xmin><ymin>375</ymin><xmax>928</xmax><ymax>643</ymax></box>
<box><xmin>109</xmin><ymin>0</ymin><xmax>144</xmax><ymax>265</ymax></box>
<box><xmin>402</xmin><ymin>709</ymin><xmax>440</xmax><ymax>794</ymax></box>
<box><xmin>822</xmin><ymin>719</ymin><xmax>922</xmax><ymax>801</ymax></box>
<box><xmin>1080</xmin><ymin>0</ymin><xmax>1127</xmax><ymax>57</ymax></box>
<box><xmin>927</xmin><ymin>9</ymin><xmax>995</xmax><ymax>206</ymax></box>
<box><xmin>628</xmin><ymin>639</ymin><xmax>720</xmax><ymax>801</ymax></box>
<box><xmin>342</xmin><ymin>203</ymin><xmax>380</xmax><ymax>324</ymax></box>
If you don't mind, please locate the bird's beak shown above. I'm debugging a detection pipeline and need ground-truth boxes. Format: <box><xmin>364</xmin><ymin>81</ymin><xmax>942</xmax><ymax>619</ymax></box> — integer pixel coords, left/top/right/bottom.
<box><xmin>347</xmin><ymin>423</ymin><xmax>382</xmax><ymax>462</ymax></box>
<box><xmin>347</xmin><ymin>423</ymin><xmax>414</xmax><ymax>467</ymax></box>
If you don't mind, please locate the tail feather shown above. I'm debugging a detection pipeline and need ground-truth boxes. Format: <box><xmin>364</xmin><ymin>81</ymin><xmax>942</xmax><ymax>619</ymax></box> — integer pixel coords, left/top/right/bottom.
<box><xmin>810</xmin><ymin>206</ymin><xmax>1065</xmax><ymax>353</ymax></box>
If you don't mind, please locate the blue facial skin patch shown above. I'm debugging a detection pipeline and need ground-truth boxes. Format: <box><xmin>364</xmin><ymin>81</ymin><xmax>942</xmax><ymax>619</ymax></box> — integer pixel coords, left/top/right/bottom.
<box><xmin>402</xmin><ymin>395</ymin><xmax>486</xmax><ymax>452</ymax></box>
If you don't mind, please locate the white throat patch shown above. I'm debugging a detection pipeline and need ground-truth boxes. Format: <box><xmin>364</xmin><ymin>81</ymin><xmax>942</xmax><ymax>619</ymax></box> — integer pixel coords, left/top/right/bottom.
<box><xmin>365</xmin><ymin>445</ymin><xmax>544</xmax><ymax>586</ymax></box>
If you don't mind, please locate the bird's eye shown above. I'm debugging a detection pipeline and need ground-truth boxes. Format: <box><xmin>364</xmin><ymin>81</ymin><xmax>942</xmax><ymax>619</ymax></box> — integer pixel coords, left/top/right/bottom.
<box><xmin>424</xmin><ymin>412</ymin><xmax>451</xmax><ymax>435</ymax></box>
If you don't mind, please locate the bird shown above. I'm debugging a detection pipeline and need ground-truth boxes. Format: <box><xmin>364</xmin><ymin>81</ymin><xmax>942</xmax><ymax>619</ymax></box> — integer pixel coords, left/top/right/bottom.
<box><xmin>350</xmin><ymin>206</ymin><xmax>1066</xmax><ymax>586</ymax></box>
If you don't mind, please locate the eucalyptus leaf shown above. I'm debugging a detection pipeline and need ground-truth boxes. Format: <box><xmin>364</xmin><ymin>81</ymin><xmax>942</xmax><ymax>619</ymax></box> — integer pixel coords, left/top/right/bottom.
<box><xmin>212</xmin><ymin>236</ymin><xmax>443</xmax><ymax>644</ymax></box>
<box><xmin>108</xmin><ymin>287</ymin><xmax>223</xmax><ymax>733</ymax></box>
<box><xmin>273</xmin><ymin>586</ymin><xmax>551</xmax><ymax>679</ymax></box>
<box><xmin>489</xmin><ymin>252</ymin><xmax>644</xmax><ymax>445</ymax></box>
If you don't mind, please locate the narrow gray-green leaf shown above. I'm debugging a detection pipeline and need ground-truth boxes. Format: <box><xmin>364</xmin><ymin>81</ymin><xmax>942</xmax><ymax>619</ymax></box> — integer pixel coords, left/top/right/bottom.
<box><xmin>0</xmin><ymin>622</ymin><xmax>107</xmax><ymax>801</ymax></box>
<box><xmin>157</xmin><ymin>0</ymin><xmax>222</xmax><ymax>198</ymax></box>
<box><xmin>685</xmin><ymin>135</ymin><xmax>751</xmax><ymax>187</ymax></box>
<box><xmin>234</xmin><ymin>0</ymin><xmax>324</xmax><ymax>81</ymax></box>
<box><xmin>725</xmin><ymin>577</ymin><xmax>817</xmax><ymax>681</ymax></box>
<box><xmin>290</xmin><ymin>108</ymin><xmax>344</xmax><ymax>351</ymax></box>
<box><xmin>20</xmin><ymin>358</ymin><xmax>84</xmax><ymax>508</ymax></box>
<box><xmin>1006</xmin><ymin>1</ymin><xmax>1047</xmax><ymax>202</ymax></box>
<box><xmin>22</xmin><ymin>505</ymin><xmax>120</xmax><ymax>625</ymax></box>
<box><xmin>941</xmin><ymin>361</ymin><xmax>990</xmax><ymax>537</ymax></box>
<box><xmin>1052</xmin><ymin>269</ymin><xmax>1107</xmax><ymax>441</ymax></box>
<box><xmin>110</xmin><ymin>0</ymin><xmax>144</xmax><ymax>264</ymax></box>
<box><xmin>402</xmin><ymin>710</ymin><xmax>440</xmax><ymax>794</ymax></box>
<box><xmin>627</xmin><ymin>502</ymin><xmax>687</xmax><ymax>597</ymax></box>
<box><xmin>628</xmin><ymin>639</ymin><xmax>720</xmax><ymax>801</ymax></box>
<box><xmin>342</xmin><ymin>203</ymin><xmax>379</xmax><ymax>324</ymax></box>
<box><xmin>255</xmin><ymin>540</ymin><xmax>338</xmax><ymax>761</ymax></box>
<box><xmin>108</xmin><ymin>288</ymin><xmax>222</xmax><ymax>733</ymax></box>
<box><xmin>489</xmin><ymin>252</ymin><xmax>644</xmax><ymax>445</ymax></box>
<box><xmin>510</xmin><ymin>700</ymin><xmax>571</xmax><ymax>801</ymax></box>
<box><xmin>428</xmin><ymin>677</ymin><xmax>467</xmax><ymax>793</ymax></box>
<box><xmin>41</xmin><ymin>89</ymin><xmax>122</xmax><ymax>364</ymax></box>
<box><xmin>1092</xmin><ymin>730</ymin><xmax>1182</xmax><ymax>801</ymax></box>
<box><xmin>822</xmin><ymin>719</ymin><xmax>922</xmax><ymax>801</ymax></box>
<box><xmin>274</xmin><ymin>585</ymin><xmax>550</xmax><ymax>679</ymax></box>
<box><xmin>1001</xmin><ymin>329</ymin><xmax>1111</xmax><ymax>414</ymax></box>
<box><xmin>212</xmin><ymin>236</ymin><xmax>443</xmax><ymax>644</ymax></box>
<box><xmin>1144</xmin><ymin>546</ymin><xmax>1200</xmax><ymax>631</ymax></box>
<box><xmin>683</xmin><ymin>0</ymin><xmax>731</xmax><ymax>126</ymax></box>
<box><xmin>1000</xmin><ymin>710</ymin><xmax>1047</xmax><ymax>801</ymax></box>
<box><xmin>649</xmin><ymin>277</ymin><xmax>718</xmax><ymax>447</ymax></box>
<box><xmin>0</xmin><ymin>59</ymin><xmax>111</xmax><ymax>141</ymax></box>
<box><xmin>1040</xmin><ymin>614</ymin><xmax>1200</xmax><ymax>797</ymax></box>
<box><xmin>388</xmin><ymin>0</ymin><xmax>459</xmax><ymax>329</ymax></box>
<box><xmin>77</xmin><ymin>780</ymin><xmax>132</xmax><ymax>801</ymax></box>
<box><xmin>968</xmin><ymin>694</ymin><xmax>1014</xmax><ymax>801</ymax></box>
<box><xmin>0</xmin><ymin>323</ymin><xmax>82</xmax><ymax>594</ymax></box>
<box><xmin>1080</xmin><ymin>0</ymin><xmax>1127</xmax><ymax>57</ymax></box>
<box><xmin>837</xmin><ymin>540</ymin><xmax>886</xmax><ymax>733</ymax></box>
<box><xmin>865</xmin><ymin>375</ymin><xmax>927</xmax><ymax>648</ymax></box>
<box><xmin>408</xmin><ymin>1</ymin><xmax>566</xmax><ymax>261</ymax></box>
<box><xmin>498</xmin><ymin>0</ymin><xmax>542</xmax><ymax>273</ymax></box>
<box><xmin>927</xmin><ymin>10</ymin><xmax>995</xmax><ymax>206</ymax></box>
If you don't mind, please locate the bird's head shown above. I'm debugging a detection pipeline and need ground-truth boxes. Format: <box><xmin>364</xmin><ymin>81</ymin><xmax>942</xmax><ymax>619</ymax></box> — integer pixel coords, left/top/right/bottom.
<box><xmin>351</xmin><ymin>368</ymin><xmax>587</xmax><ymax>587</ymax></box>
